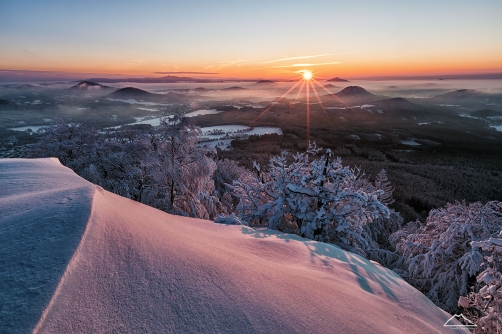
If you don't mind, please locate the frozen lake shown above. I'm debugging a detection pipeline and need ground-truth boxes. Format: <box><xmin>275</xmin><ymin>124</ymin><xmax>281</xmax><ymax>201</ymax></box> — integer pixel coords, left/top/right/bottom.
<box><xmin>199</xmin><ymin>125</ymin><xmax>282</xmax><ymax>150</ymax></box>
<box><xmin>185</xmin><ymin>109</ymin><xmax>222</xmax><ymax>117</ymax></box>
<box><xmin>114</xmin><ymin>109</ymin><xmax>224</xmax><ymax>127</ymax></box>
<box><xmin>401</xmin><ymin>140</ymin><xmax>421</xmax><ymax>146</ymax></box>
<box><xmin>492</xmin><ymin>125</ymin><xmax>502</xmax><ymax>132</ymax></box>
<box><xmin>9</xmin><ymin>125</ymin><xmax>47</xmax><ymax>132</ymax></box>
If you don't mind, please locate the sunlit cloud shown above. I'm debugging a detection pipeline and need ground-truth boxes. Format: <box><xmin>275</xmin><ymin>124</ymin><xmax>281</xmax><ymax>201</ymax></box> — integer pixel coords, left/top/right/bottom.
<box><xmin>154</xmin><ymin>71</ymin><xmax>219</xmax><ymax>75</ymax></box>
<box><xmin>203</xmin><ymin>59</ymin><xmax>255</xmax><ymax>71</ymax></box>
<box><xmin>275</xmin><ymin>62</ymin><xmax>341</xmax><ymax>68</ymax></box>
<box><xmin>126</xmin><ymin>59</ymin><xmax>145</xmax><ymax>67</ymax></box>
<box><xmin>252</xmin><ymin>62</ymin><xmax>341</xmax><ymax>71</ymax></box>
<box><xmin>261</xmin><ymin>54</ymin><xmax>333</xmax><ymax>64</ymax></box>
<box><xmin>217</xmin><ymin>59</ymin><xmax>255</xmax><ymax>65</ymax></box>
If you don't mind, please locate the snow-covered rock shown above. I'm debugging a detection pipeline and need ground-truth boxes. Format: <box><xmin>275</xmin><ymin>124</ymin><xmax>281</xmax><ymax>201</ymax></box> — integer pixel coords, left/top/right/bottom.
<box><xmin>0</xmin><ymin>158</ymin><xmax>467</xmax><ymax>333</ymax></box>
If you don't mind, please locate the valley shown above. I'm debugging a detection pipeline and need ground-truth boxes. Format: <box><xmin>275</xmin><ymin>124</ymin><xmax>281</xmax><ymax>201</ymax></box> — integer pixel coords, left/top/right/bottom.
<box><xmin>1</xmin><ymin>78</ymin><xmax>502</xmax><ymax>223</ymax></box>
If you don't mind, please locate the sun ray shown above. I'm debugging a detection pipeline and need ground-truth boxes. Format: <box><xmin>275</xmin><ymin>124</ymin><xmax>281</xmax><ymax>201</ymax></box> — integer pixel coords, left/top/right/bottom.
<box><xmin>289</xmin><ymin>81</ymin><xmax>305</xmax><ymax>111</ymax></box>
<box><xmin>309</xmin><ymin>80</ymin><xmax>325</xmax><ymax>108</ymax></box>
<box><xmin>294</xmin><ymin>81</ymin><xmax>306</xmax><ymax>102</ymax></box>
<box><xmin>312</xmin><ymin>78</ymin><xmax>346</xmax><ymax>106</ymax></box>
<box><xmin>252</xmin><ymin>79</ymin><xmax>303</xmax><ymax>124</ymax></box>
<box><xmin>309</xmin><ymin>80</ymin><xmax>334</xmax><ymax>128</ymax></box>
<box><xmin>306</xmin><ymin>76</ymin><xmax>310</xmax><ymax>144</ymax></box>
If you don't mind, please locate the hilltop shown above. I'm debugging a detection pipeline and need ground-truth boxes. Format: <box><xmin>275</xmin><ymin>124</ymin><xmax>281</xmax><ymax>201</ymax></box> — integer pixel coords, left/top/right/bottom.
<box><xmin>67</xmin><ymin>81</ymin><xmax>114</xmax><ymax>94</ymax></box>
<box><xmin>106</xmin><ymin>87</ymin><xmax>157</xmax><ymax>99</ymax></box>
<box><xmin>69</xmin><ymin>81</ymin><xmax>112</xmax><ymax>90</ymax></box>
<box><xmin>435</xmin><ymin>89</ymin><xmax>480</xmax><ymax>98</ymax></box>
<box><xmin>335</xmin><ymin>86</ymin><xmax>374</xmax><ymax>98</ymax></box>
<box><xmin>374</xmin><ymin>97</ymin><xmax>420</xmax><ymax>110</ymax></box>
<box><xmin>0</xmin><ymin>158</ymin><xmax>465</xmax><ymax>333</ymax></box>
<box><xmin>326</xmin><ymin>77</ymin><xmax>349</xmax><ymax>82</ymax></box>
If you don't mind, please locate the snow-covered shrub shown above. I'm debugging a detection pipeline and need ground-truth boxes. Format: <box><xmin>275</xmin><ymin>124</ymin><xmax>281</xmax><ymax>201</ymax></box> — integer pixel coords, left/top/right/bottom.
<box><xmin>32</xmin><ymin>118</ymin><xmax>99</xmax><ymax>169</ymax></box>
<box><xmin>459</xmin><ymin>235</ymin><xmax>502</xmax><ymax>333</ymax></box>
<box><xmin>364</xmin><ymin>210</ymin><xmax>404</xmax><ymax>268</ymax></box>
<box><xmin>214</xmin><ymin>213</ymin><xmax>247</xmax><ymax>225</ymax></box>
<box><xmin>392</xmin><ymin>201</ymin><xmax>502</xmax><ymax>313</ymax></box>
<box><xmin>232</xmin><ymin>144</ymin><xmax>390</xmax><ymax>256</ymax></box>
<box><xmin>213</xmin><ymin>159</ymin><xmax>253</xmax><ymax>213</ymax></box>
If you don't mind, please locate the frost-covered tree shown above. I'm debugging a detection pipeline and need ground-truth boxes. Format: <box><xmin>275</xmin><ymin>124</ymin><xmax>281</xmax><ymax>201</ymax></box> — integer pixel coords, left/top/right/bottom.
<box><xmin>213</xmin><ymin>159</ymin><xmax>252</xmax><ymax>213</ymax></box>
<box><xmin>232</xmin><ymin>144</ymin><xmax>391</xmax><ymax>256</ymax></box>
<box><xmin>459</xmin><ymin>234</ymin><xmax>502</xmax><ymax>333</ymax></box>
<box><xmin>143</xmin><ymin>117</ymin><xmax>221</xmax><ymax>219</ymax></box>
<box><xmin>374</xmin><ymin>169</ymin><xmax>394</xmax><ymax>206</ymax></box>
<box><xmin>364</xmin><ymin>211</ymin><xmax>404</xmax><ymax>268</ymax></box>
<box><xmin>82</xmin><ymin>128</ymin><xmax>154</xmax><ymax>201</ymax></box>
<box><xmin>392</xmin><ymin>201</ymin><xmax>502</xmax><ymax>313</ymax></box>
<box><xmin>33</xmin><ymin>117</ymin><xmax>223</xmax><ymax>220</ymax></box>
<box><xmin>32</xmin><ymin>118</ymin><xmax>99</xmax><ymax>169</ymax></box>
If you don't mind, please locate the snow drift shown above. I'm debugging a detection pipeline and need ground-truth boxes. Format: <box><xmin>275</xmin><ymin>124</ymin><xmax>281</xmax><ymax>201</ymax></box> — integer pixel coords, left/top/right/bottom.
<box><xmin>0</xmin><ymin>158</ymin><xmax>467</xmax><ymax>333</ymax></box>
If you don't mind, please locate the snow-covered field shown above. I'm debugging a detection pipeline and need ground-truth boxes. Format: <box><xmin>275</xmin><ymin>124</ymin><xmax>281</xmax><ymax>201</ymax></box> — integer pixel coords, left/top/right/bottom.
<box><xmin>0</xmin><ymin>158</ymin><xmax>467</xmax><ymax>333</ymax></box>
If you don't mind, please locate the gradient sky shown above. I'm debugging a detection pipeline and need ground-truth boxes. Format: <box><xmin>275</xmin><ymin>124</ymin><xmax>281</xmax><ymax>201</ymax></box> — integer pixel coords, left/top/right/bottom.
<box><xmin>1</xmin><ymin>0</ymin><xmax>501</xmax><ymax>80</ymax></box>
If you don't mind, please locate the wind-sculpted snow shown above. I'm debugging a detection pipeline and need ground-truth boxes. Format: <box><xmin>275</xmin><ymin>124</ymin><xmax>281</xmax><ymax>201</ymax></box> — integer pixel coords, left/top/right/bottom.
<box><xmin>0</xmin><ymin>159</ymin><xmax>468</xmax><ymax>333</ymax></box>
<box><xmin>0</xmin><ymin>158</ymin><xmax>95</xmax><ymax>334</ymax></box>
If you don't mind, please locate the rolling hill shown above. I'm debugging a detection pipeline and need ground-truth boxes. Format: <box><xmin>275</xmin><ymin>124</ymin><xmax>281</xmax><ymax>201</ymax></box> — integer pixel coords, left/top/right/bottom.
<box><xmin>326</xmin><ymin>77</ymin><xmax>349</xmax><ymax>82</ymax></box>
<box><xmin>106</xmin><ymin>87</ymin><xmax>157</xmax><ymax>100</ymax></box>
<box><xmin>335</xmin><ymin>86</ymin><xmax>374</xmax><ymax>98</ymax></box>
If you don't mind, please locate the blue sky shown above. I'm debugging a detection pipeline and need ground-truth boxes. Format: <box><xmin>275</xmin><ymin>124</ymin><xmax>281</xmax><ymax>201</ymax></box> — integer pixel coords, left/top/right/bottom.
<box><xmin>1</xmin><ymin>0</ymin><xmax>501</xmax><ymax>78</ymax></box>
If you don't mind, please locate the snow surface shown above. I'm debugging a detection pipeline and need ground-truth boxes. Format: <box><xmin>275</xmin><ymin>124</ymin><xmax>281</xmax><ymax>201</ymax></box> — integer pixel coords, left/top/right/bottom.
<box><xmin>0</xmin><ymin>159</ymin><xmax>467</xmax><ymax>333</ymax></box>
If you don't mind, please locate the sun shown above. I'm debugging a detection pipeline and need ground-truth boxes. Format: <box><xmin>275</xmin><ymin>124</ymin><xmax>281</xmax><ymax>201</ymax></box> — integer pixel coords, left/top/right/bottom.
<box><xmin>253</xmin><ymin>67</ymin><xmax>336</xmax><ymax>144</ymax></box>
<box><xmin>302</xmin><ymin>70</ymin><xmax>313</xmax><ymax>81</ymax></box>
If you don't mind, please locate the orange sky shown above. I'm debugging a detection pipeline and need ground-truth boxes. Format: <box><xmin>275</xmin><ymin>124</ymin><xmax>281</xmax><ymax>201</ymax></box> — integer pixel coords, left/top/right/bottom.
<box><xmin>1</xmin><ymin>1</ymin><xmax>501</xmax><ymax>80</ymax></box>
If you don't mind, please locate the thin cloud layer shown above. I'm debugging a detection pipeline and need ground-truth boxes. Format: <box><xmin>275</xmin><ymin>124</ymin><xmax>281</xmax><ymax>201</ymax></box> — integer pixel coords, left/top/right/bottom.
<box><xmin>154</xmin><ymin>71</ymin><xmax>219</xmax><ymax>75</ymax></box>
<box><xmin>261</xmin><ymin>54</ymin><xmax>334</xmax><ymax>64</ymax></box>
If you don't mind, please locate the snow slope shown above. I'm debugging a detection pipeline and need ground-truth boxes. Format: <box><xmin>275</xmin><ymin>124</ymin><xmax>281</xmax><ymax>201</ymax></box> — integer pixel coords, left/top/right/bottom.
<box><xmin>0</xmin><ymin>158</ymin><xmax>94</xmax><ymax>334</ymax></box>
<box><xmin>0</xmin><ymin>159</ymin><xmax>467</xmax><ymax>333</ymax></box>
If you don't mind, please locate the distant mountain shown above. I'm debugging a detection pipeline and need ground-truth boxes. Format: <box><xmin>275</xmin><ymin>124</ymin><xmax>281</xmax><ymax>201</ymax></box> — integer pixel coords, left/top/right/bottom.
<box><xmin>326</xmin><ymin>77</ymin><xmax>349</xmax><ymax>82</ymax></box>
<box><xmin>1</xmin><ymin>83</ymin><xmax>39</xmax><ymax>90</ymax></box>
<box><xmin>223</xmin><ymin>86</ymin><xmax>247</xmax><ymax>91</ymax></box>
<box><xmin>324</xmin><ymin>84</ymin><xmax>338</xmax><ymax>89</ymax></box>
<box><xmin>70</xmin><ymin>81</ymin><xmax>112</xmax><ymax>90</ymax></box>
<box><xmin>255</xmin><ymin>80</ymin><xmax>276</xmax><ymax>84</ymax></box>
<box><xmin>374</xmin><ymin>97</ymin><xmax>419</xmax><ymax>110</ymax></box>
<box><xmin>471</xmin><ymin>109</ymin><xmax>502</xmax><ymax>118</ymax></box>
<box><xmin>194</xmin><ymin>87</ymin><xmax>208</xmax><ymax>91</ymax></box>
<box><xmin>435</xmin><ymin>89</ymin><xmax>480</xmax><ymax>98</ymax></box>
<box><xmin>105</xmin><ymin>87</ymin><xmax>193</xmax><ymax>104</ymax></box>
<box><xmin>107</xmin><ymin>87</ymin><xmax>157</xmax><ymax>99</ymax></box>
<box><xmin>85</xmin><ymin>75</ymin><xmax>217</xmax><ymax>84</ymax></box>
<box><xmin>68</xmin><ymin>81</ymin><xmax>113</xmax><ymax>94</ymax></box>
<box><xmin>335</xmin><ymin>86</ymin><xmax>373</xmax><ymax>98</ymax></box>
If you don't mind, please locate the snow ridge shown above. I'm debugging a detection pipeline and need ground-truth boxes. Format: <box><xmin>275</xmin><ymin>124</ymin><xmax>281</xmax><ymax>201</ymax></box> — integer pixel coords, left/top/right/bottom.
<box><xmin>1</xmin><ymin>159</ymin><xmax>468</xmax><ymax>333</ymax></box>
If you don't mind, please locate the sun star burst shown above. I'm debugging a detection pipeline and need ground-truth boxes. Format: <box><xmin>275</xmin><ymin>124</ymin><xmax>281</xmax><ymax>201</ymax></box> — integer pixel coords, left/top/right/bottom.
<box><xmin>302</xmin><ymin>70</ymin><xmax>313</xmax><ymax>80</ymax></box>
